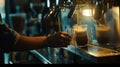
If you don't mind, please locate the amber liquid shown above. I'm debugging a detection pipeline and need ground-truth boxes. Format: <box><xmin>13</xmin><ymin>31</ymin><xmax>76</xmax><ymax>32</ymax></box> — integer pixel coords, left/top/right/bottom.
<box><xmin>96</xmin><ymin>26</ymin><xmax>110</xmax><ymax>44</ymax></box>
<box><xmin>75</xmin><ymin>30</ymin><xmax>88</xmax><ymax>46</ymax></box>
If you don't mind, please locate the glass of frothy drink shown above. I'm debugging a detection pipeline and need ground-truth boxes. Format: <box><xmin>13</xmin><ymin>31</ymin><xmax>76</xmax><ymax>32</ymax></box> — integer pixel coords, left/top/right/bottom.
<box><xmin>73</xmin><ymin>24</ymin><xmax>89</xmax><ymax>47</ymax></box>
<box><xmin>96</xmin><ymin>25</ymin><xmax>111</xmax><ymax>44</ymax></box>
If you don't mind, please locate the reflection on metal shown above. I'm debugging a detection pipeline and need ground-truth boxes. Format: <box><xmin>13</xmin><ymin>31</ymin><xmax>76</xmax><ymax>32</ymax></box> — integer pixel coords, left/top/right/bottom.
<box><xmin>29</xmin><ymin>50</ymin><xmax>52</xmax><ymax>64</ymax></box>
<box><xmin>112</xmin><ymin>7</ymin><xmax>120</xmax><ymax>41</ymax></box>
<box><xmin>56</xmin><ymin>0</ymin><xmax>59</xmax><ymax>6</ymax></box>
<box><xmin>64</xmin><ymin>45</ymin><xmax>120</xmax><ymax>63</ymax></box>
<box><xmin>47</xmin><ymin>0</ymin><xmax>50</xmax><ymax>8</ymax></box>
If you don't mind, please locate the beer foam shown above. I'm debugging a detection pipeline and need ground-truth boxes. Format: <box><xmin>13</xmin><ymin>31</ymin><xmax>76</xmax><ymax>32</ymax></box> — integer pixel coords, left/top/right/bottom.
<box><xmin>74</xmin><ymin>28</ymin><xmax>87</xmax><ymax>32</ymax></box>
<box><xmin>96</xmin><ymin>25</ymin><xmax>110</xmax><ymax>31</ymax></box>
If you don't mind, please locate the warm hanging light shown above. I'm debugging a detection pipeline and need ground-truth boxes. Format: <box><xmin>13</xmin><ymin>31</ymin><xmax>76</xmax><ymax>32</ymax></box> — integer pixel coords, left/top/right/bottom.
<box><xmin>80</xmin><ymin>3</ymin><xmax>94</xmax><ymax>17</ymax></box>
<box><xmin>82</xmin><ymin>9</ymin><xmax>93</xmax><ymax>16</ymax></box>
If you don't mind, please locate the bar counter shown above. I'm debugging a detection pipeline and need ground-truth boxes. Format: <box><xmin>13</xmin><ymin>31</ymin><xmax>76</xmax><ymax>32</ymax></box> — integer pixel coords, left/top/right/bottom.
<box><xmin>29</xmin><ymin>44</ymin><xmax>120</xmax><ymax>64</ymax></box>
<box><xmin>64</xmin><ymin>44</ymin><xmax>120</xmax><ymax>64</ymax></box>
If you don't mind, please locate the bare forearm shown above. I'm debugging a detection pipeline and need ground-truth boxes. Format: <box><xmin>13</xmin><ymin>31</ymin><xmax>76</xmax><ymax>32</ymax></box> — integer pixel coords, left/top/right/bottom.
<box><xmin>12</xmin><ymin>35</ymin><xmax>48</xmax><ymax>51</ymax></box>
<box><xmin>11</xmin><ymin>32</ymin><xmax>71</xmax><ymax>51</ymax></box>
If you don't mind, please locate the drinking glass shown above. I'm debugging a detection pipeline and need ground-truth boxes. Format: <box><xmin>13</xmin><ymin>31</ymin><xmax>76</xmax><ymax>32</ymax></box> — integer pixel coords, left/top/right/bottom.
<box><xmin>72</xmin><ymin>24</ymin><xmax>89</xmax><ymax>47</ymax></box>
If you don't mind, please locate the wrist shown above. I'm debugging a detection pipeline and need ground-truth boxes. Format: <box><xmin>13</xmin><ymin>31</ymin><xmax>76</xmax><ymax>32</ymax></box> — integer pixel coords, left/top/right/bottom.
<box><xmin>44</xmin><ymin>36</ymin><xmax>50</xmax><ymax>47</ymax></box>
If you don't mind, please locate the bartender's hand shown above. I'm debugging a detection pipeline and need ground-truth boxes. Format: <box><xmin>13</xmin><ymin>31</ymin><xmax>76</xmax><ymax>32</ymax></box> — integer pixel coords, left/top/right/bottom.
<box><xmin>46</xmin><ymin>32</ymin><xmax>71</xmax><ymax>47</ymax></box>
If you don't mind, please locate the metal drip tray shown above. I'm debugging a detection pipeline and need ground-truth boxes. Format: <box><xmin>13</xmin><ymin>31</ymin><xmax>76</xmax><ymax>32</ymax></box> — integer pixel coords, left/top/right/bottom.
<box><xmin>79</xmin><ymin>45</ymin><xmax>120</xmax><ymax>57</ymax></box>
<box><xmin>97</xmin><ymin>43</ymin><xmax>120</xmax><ymax>52</ymax></box>
<box><xmin>64</xmin><ymin>45</ymin><xmax>120</xmax><ymax>63</ymax></box>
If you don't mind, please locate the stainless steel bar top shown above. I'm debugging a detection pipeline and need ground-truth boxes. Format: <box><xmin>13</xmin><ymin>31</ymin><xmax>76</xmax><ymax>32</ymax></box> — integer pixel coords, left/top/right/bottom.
<box><xmin>29</xmin><ymin>44</ymin><xmax>120</xmax><ymax>64</ymax></box>
<box><xmin>63</xmin><ymin>44</ymin><xmax>120</xmax><ymax>64</ymax></box>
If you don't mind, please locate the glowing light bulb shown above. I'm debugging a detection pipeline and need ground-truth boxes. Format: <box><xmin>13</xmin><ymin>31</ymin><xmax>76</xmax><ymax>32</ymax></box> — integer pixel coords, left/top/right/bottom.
<box><xmin>82</xmin><ymin>9</ymin><xmax>92</xmax><ymax>16</ymax></box>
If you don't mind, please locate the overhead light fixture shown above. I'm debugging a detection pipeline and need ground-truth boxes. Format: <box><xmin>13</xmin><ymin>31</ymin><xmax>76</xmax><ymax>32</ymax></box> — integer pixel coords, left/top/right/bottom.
<box><xmin>82</xmin><ymin>9</ymin><xmax>93</xmax><ymax>16</ymax></box>
<box><xmin>80</xmin><ymin>4</ymin><xmax>94</xmax><ymax>17</ymax></box>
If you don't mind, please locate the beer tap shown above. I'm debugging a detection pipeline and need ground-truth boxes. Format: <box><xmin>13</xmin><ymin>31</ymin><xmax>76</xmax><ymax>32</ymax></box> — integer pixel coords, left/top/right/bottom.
<box><xmin>42</xmin><ymin>5</ymin><xmax>61</xmax><ymax>35</ymax></box>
